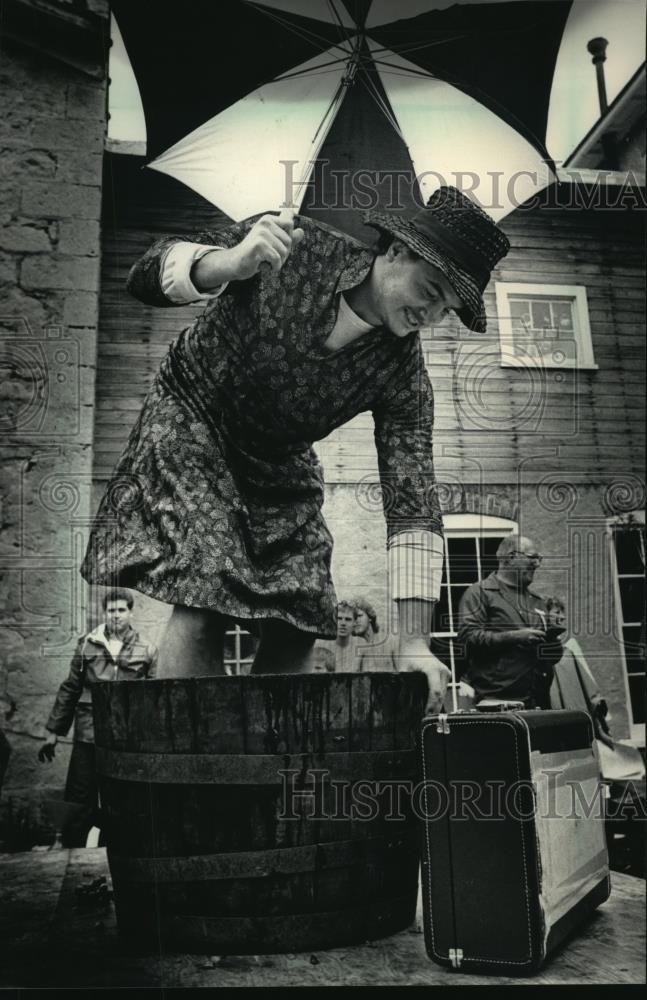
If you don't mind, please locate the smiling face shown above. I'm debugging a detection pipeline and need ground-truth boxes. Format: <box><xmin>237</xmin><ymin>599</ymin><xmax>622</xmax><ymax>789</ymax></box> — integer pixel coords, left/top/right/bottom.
<box><xmin>375</xmin><ymin>241</ymin><xmax>464</xmax><ymax>337</ymax></box>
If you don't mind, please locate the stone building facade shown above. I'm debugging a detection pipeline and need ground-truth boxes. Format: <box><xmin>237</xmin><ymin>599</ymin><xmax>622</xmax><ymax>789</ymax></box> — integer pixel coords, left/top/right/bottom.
<box><xmin>0</xmin><ymin>0</ymin><xmax>109</xmax><ymax>842</ymax></box>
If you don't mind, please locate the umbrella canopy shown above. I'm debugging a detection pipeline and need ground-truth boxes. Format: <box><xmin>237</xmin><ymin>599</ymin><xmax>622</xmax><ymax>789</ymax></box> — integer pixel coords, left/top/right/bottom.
<box><xmin>113</xmin><ymin>0</ymin><xmax>573</xmax><ymax>229</ymax></box>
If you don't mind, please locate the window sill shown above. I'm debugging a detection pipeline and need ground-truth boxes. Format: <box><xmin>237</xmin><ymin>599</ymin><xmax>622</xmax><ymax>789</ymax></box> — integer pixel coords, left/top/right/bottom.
<box><xmin>500</xmin><ymin>361</ymin><xmax>599</xmax><ymax>371</ymax></box>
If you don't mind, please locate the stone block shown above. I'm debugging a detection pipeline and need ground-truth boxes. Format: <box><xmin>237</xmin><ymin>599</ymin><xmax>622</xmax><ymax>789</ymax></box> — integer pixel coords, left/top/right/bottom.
<box><xmin>66</xmin><ymin>83</ymin><xmax>107</xmax><ymax>121</ymax></box>
<box><xmin>63</xmin><ymin>291</ymin><xmax>98</xmax><ymax>328</ymax></box>
<box><xmin>57</xmin><ymin>220</ymin><xmax>100</xmax><ymax>257</ymax></box>
<box><xmin>0</xmin><ymin>187</ymin><xmax>20</xmax><ymax>220</ymax></box>
<box><xmin>0</xmin><ymin>286</ymin><xmax>48</xmax><ymax>333</ymax></box>
<box><xmin>30</xmin><ymin>119</ymin><xmax>104</xmax><ymax>154</ymax></box>
<box><xmin>0</xmin><ymin>376</ymin><xmax>40</xmax><ymax>430</ymax></box>
<box><xmin>7</xmin><ymin>568</ymin><xmax>78</xmax><ymax>627</ymax></box>
<box><xmin>6</xmin><ymin>447</ymin><xmax>95</xmax><ymax>563</ymax></box>
<box><xmin>0</xmin><ymin>252</ymin><xmax>17</xmax><ymax>285</ymax></box>
<box><xmin>21</xmin><ymin>255</ymin><xmax>100</xmax><ymax>292</ymax></box>
<box><xmin>0</xmin><ymin>148</ymin><xmax>57</xmax><ymax>182</ymax></box>
<box><xmin>1</xmin><ymin>49</ymin><xmax>69</xmax><ymax>112</ymax></box>
<box><xmin>0</xmin><ymin>110</ymin><xmax>33</xmax><ymax>147</ymax></box>
<box><xmin>20</xmin><ymin>85</ymin><xmax>68</xmax><ymax>119</ymax></box>
<box><xmin>0</xmin><ymin>321</ymin><xmax>92</xmax><ymax>439</ymax></box>
<box><xmin>18</xmin><ymin>150</ymin><xmax>58</xmax><ymax>179</ymax></box>
<box><xmin>21</xmin><ymin>182</ymin><xmax>102</xmax><ymax>221</ymax></box>
<box><xmin>55</xmin><ymin>152</ymin><xmax>103</xmax><ymax>187</ymax></box>
<box><xmin>0</xmin><ymin>225</ymin><xmax>51</xmax><ymax>253</ymax></box>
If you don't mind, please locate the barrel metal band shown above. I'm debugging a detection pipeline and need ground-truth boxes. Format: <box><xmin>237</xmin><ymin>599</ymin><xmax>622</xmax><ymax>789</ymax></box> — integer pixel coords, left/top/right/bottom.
<box><xmin>96</xmin><ymin>747</ymin><xmax>416</xmax><ymax>784</ymax></box>
<box><xmin>107</xmin><ymin>831</ymin><xmax>419</xmax><ymax>883</ymax></box>
<box><xmin>114</xmin><ymin>892</ymin><xmax>415</xmax><ymax>951</ymax></box>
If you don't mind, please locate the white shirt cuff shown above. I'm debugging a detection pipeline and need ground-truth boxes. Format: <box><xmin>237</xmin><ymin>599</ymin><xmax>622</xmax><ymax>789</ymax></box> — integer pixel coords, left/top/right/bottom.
<box><xmin>160</xmin><ymin>242</ymin><xmax>228</xmax><ymax>303</ymax></box>
<box><xmin>388</xmin><ymin>530</ymin><xmax>444</xmax><ymax>601</ymax></box>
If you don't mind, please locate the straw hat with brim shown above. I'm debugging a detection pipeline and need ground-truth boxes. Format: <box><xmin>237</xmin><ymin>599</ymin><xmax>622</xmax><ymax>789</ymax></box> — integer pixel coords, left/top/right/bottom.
<box><xmin>363</xmin><ymin>186</ymin><xmax>511</xmax><ymax>333</ymax></box>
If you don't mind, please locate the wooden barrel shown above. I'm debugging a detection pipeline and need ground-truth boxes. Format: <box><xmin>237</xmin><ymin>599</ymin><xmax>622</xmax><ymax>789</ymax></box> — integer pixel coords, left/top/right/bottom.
<box><xmin>92</xmin><ymin>673</ymin><xmax>428</xmax><ymax>954</ymax></box>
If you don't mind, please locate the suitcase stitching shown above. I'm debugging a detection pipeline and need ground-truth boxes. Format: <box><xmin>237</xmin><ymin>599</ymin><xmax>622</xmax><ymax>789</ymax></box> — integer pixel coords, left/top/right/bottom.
<box><xmin>421</xmin><ymin>717</ymin><xmax>536</xmax><ymax>967</ymax></box>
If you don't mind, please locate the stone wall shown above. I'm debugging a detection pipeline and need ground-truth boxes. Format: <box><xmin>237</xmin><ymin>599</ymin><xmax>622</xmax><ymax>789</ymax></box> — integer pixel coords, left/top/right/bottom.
<box><xmin>0</xmin><ymin>33</ymin><xmax>108</xmax><ymax>845</ymax></box>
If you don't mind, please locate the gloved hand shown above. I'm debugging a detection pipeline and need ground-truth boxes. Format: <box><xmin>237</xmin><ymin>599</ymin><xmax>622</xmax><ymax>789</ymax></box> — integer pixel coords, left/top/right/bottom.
<box><xmin>38</xmin><ymin>733</ymin><xmax>58</xmax><ymax>762</ymax></box>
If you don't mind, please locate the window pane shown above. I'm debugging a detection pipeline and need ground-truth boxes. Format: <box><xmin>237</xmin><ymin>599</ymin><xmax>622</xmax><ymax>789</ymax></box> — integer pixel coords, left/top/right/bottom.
<box><xmin>429</xmin><ymin>636</ymin><xmax>453</xmax><ymax>670</ymax></box>
<box><xmin>452</xmin><ymin>633</ymin><xmax>470</xmax><ymax>680</ymax></box>
<box><xmin>628</xmin><ymin>676</ymin><xmax>645</xmax><ymax>723</ymax></box>
<box><xmin>623</xmin><ymin>624</ymin><xmax>643</xmax><ymax>650</ymax></box>
<box><xmin>624</xmin><ymin>648</ymin><xmax>646</xmax><ymax>677</ymax></box>
<box><xmin>447</xmin><ymin>536</ymin><xmax>479</xmax><ymax>583</ymax></box>
<box><xmin>510</xmin><ymin>299</ymin><xmax>531</xmax><ymax>334</ymax></box>
<box><xmin>510</xmin><ymin>299</ymin><xmax>529</xmax><ymax>318</ymax></box>
<box><xmin>223</xmin><ymin>632</ymin><xmax>237</xmax><ymax>661</ymax></box>
<box><xmin>551</xmin><ymin>300</ymin><xmax>574</xmax><ymax>333</ymax></box>
<box><xmin>450</xmin><ymin>585</ymin><xmax>468</xmax><ymax>622</ymax></box>
<box><xmin>479</xmin><ymin>536</ymin><xmax>506</xmax><ymax>578</ymax></box>
<box><xmin>433</xmin><ymin>587</ymin><xmax>452</xmax><ymax>633</ymax></box>
<box><xmin>619</xmin><ymin>577</ymin><xmax>645</xmax><ymax>623</ymax></box>
<box><xmin>239</xmin><ymin>631</ymin><xmax>258</xmax><ymax>661</ymax></box>
<box><xmin>614</xmin><ymin>526</ymin><xmax>645</xmax><ymax>576</ymax></box>
<box><xmin>623</xmin><ymin>626</ymin><xmax>645</xmax><ymax>675</ymax></box>
<box><xmin>531</xmin><ymin>300</ymin><xmax>552</xmax><ymax>330</ymax></box>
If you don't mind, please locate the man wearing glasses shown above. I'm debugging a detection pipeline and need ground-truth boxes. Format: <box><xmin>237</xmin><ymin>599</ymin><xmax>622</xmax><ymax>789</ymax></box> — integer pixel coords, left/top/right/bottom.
<box><xmin>457</xmin><ymin>536</ymin><xmax>564</xmax><ymax>709</ymax></box>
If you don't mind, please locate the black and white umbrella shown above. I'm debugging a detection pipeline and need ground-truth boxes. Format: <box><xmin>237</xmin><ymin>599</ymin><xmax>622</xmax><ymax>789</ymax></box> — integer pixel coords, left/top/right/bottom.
<box><xmin>113</xmin><ymin>0</ymin><xmax>573</xmax><ymax>231</ymax></box>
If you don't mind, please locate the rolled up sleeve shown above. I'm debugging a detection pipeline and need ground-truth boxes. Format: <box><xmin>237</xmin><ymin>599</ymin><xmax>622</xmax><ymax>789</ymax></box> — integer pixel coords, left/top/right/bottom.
<box><xmin>125</xmin><ymin>216</ymin><xmax>258</xmax><ymax>306</ymax></box>
<box><xmin>160</xmin><ymin>243</ymin><xmax>229</xmax><ymax>303</ymax></box>
<box><xmin>388</xmin><ymin>530</ymin><xmax>444</xmax><ymax>601</ymax></box>
<box><xmin>372</xmin><ymin>339</ymin><xmax>444</xmax><ymax>602</ymax></box>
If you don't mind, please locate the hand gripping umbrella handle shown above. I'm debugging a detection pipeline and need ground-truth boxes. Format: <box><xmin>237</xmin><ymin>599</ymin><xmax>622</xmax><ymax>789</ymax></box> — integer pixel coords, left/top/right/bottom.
<box><xmin>258</xmin><ymin>207</ymin><xmax>299</xmax><ymax>279</ymax></box>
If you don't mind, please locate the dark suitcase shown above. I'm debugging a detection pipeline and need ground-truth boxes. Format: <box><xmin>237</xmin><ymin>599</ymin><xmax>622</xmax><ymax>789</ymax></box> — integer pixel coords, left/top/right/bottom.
<box><xmin>420</xmin><ymin>709</ymin><xmax>611</xmax><ymax>975</ymax></box>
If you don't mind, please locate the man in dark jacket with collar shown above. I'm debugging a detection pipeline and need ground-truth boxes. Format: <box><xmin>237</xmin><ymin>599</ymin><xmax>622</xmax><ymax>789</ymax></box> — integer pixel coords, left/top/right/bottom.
<box><xmin>38</xmin><ymin>588</ymin><xmax>157</xmax><ymax>846</ymax></box>
<box><xmin>457</xmin><ymin>536</ymin><xmax>563</xmax><ymax>709</ymax></box>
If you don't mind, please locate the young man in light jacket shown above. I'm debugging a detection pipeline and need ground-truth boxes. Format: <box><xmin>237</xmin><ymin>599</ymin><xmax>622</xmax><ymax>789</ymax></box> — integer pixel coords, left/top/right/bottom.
<box><xmin>38</xmin><ymin>588</ymin><xmax>157</xmax><ymax>846</ymax></box>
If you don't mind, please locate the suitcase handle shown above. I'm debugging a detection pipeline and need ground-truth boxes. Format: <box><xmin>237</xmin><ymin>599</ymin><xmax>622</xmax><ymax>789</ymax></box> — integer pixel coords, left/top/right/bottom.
<box><xmin>475</xmin><ymin>699</ymin><xmax>526</xmax><ymax>713</ymax></box>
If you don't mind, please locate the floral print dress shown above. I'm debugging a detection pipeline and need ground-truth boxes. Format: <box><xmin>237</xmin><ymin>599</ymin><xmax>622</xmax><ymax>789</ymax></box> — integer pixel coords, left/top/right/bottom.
<box><xmin>81</xmin><ymin>217</ymin><xmax>443</xmax><ymax>638</ymax></box>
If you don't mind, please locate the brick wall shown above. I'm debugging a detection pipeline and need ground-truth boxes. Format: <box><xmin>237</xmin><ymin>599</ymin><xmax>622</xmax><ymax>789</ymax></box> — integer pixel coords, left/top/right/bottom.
<box><xmin>0</xmin><ymin>33</ymin><xmax>108</xmax><ymax>844</ymax></box>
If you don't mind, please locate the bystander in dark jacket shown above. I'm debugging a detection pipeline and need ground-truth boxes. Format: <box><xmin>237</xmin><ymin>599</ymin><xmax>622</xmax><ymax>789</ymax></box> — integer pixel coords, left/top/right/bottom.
<box><xmin>457</xmin><ymin>536</ymin><xmax>563</xmax><ymax>708</ymax></box>
<box><xmin>38</xmin><ymin>589</ymin><xmax>157</xmax><ymax>846</ymax></box>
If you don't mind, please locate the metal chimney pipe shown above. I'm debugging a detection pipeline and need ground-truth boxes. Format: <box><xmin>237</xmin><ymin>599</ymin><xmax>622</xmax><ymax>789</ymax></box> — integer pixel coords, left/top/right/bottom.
<box><xmin>587</xmin><ymin>37</ymin><xmax>609</xmax><ymax>115</ymax></box>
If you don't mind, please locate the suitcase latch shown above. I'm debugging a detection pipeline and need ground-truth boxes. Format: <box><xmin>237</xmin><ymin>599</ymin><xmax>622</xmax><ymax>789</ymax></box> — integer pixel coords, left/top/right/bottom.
<box><xmin>449</xmin><ymin>948</ymin><xmax>463</xmax><ymax>969</ymax></box>
<box><xmin>436</xmin><ymin>713</ymin><xmax>450</xmax><ymax>735</ymax></box>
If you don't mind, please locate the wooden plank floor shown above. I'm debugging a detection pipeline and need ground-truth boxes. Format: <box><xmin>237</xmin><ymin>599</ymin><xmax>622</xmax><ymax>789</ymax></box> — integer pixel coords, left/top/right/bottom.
<box><xmin>0</xmin><ymin>848</ymin><xmax>644</xmax><ymax>988</ymax></box>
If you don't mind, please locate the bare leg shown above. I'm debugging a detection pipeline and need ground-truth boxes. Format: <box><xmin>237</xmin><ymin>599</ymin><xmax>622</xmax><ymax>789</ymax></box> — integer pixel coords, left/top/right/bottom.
<box><xmin>157</xmin><ymin>606</ymin><xmax>228</xmax><ymax>678</ymax></box>
<box><xmin>251</xmin><ymin>620</ymin><xmax>316</xmax><ymax>675</ymax></box>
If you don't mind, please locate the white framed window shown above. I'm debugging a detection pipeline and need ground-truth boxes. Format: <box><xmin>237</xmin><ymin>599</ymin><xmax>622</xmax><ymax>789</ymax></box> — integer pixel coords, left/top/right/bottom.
<box><xmin>429</xmin><ymin>514</ymin><xmax>517</xmax><ymax>711</ymax></box>
<box><xmin>495</xmin><ymin>282</ymin><xmax>597</xmax><ymax>370</ymax></box>
<box><xmin>223</xmin><ymin>623</ymin><xmax>257</xmax><ymax>675</ymax></box>
<box><xmin>607</xmin><ymin>512</ymin><xmax>645</xmax><ymax>746</ymax></box>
